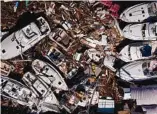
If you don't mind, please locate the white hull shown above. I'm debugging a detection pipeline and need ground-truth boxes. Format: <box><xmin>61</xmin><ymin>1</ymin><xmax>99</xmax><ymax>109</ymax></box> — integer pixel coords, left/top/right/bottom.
<box><xmin>0</xmin><ymin>76</ymin><xmax>38</xmax><ymax>108</ymax></box>
<box><xmin>32</xmin><ymin>59</ymin><xmax>68</xmax><ymax>91</ymax></box>
<box><xmin>1</xmin><ymin>17</ymin><xmax>51</xmax><ymax>60</ymax></box>
<box><xmin>119</xmin><ymin>41</ymin><xmax>157</xmax><ymax>62</ymax></box>
<box><xmin>120</xmin><ymin>2</ymin><xmax>157</xmax><ymax>22</ymax></box>
<box><xmin>116</xmin><ymin>60</ymin><xmax>157</xmax><ymax>81</ymax></box>
<box><xmin>123</xmin><ymin>22</ymin><xmax>157</xmax><ymax>40</ymax></box>
<box><xmin>22</xmin><ymin>72</ymin><xmax>61</xmax><ymax>113</ymax></box>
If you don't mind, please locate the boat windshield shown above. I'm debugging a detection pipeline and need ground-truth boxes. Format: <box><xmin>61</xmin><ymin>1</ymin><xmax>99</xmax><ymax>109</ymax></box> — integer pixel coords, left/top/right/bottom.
<box><xmin>148</xmin><ymin>2</ymin><xmax>157</xmax><ymax>16</ymax></box>
<box><xmin>142</xmin><ymin>61</ymin><xmax>157</xmax><ymax>76</ymax></box>
<box><xmin>149</xmin><ymin>23</ymin><xmax>157</xmax><ymax>37</ymax></box>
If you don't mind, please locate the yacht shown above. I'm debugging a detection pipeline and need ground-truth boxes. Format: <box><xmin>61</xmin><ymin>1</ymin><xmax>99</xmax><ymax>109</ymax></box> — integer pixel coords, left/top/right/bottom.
<box><xmin>22</xmin><ymin>72</ymin><xmax>61</xmax><ymax>113</ymax></box>
<box><xmin>1</xmin><ymin>17</ymin><xmax>51</xmax><ymax>60</ymax></box>
<box><xmin>120</xmin><ymin>2</ymin><xmax>157</xmax><ymax>22</ymax></box>
<box><xmin>119</xmin><ymin>41</ymin><xmax>157</xmax><ymax>62</ymax></box>
<box><xmin>32</xmin><ymin>59</ymin><xmax>68</xmax><ymax>91</ymax></box>
<box><xmin>123</xmin><ymin>22</ymin><xmax>157</xmax><ymax>40</ymax></box>
<box><xmin>116</xmin><ymin>60</ymin><xmax>157</xmax><ymax>81</ymax></box>
<box><xmin>0</xmin><ymin>76</ymin><xmax>38</xmax><ymax>108</ymax></box>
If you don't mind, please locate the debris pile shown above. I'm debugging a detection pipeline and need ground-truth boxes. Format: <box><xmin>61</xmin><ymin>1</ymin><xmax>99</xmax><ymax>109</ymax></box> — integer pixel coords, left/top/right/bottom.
<box><xmin>1</xmin><ymin>1</ymin><xmax>157</xmax><ymax>114</ymax></box>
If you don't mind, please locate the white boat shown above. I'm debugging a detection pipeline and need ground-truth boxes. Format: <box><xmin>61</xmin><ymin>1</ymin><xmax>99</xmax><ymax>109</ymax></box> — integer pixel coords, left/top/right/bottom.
<box><xmin>119</xmin><ymin>41</ymin><xmax>157</xmax><ymax>62</ymax></box>
<box><xmin>32</xmin><ymin>59</ymin><xmax>68</xmax><ymax>91</ymax></box>
<box><xmin>116</xmin><ymin>60</ymin><xmax>157</xmax><ymax>81</ymax></box>
<box><xmin>123</xmin><ymin>22</ymin><xmax>157</xmax><ymax>40</ymax></box>
<box><xmin>120</xmin><ymin>2</ymin><xmax>157</xmax><ymax>22</ymax></box>
<box><xmin>0</xmin><ymin>76</ymin><xmax>38</xmax><ymax>108</ymax></box>
<box><xmin>1</xmin><ymin>17</ymin><xmax>51</xmax><ymax>60</ymax></box>
<box><xmin>22</xmin><ymin>72</ymin><xmax>61</xmax><ymax>113</ymax></box>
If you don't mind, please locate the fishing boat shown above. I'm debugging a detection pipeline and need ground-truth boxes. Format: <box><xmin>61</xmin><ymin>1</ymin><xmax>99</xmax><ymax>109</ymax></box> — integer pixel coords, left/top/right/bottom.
<box><xmin>0</xmin><ymin>76</ymin><xmax>38</xmax><ymax>108</ymax></box>
<box><xmin>1</xmin><ymin>16</ymin><xmax>51</xmax><ymax>60</ymax></box>
<box><xmin>120</xmin><ymin>2</ymin><xmax>157</xmax><ymax>22</ymax></box>
<box><xmin>123</xmin><ymin>22</ymin><xmax>157</xmax><ymax>40</ymax></box>
<box><xmin>116</xmin><ymin>60</ymin><xmax>157</xmax><ymax>81</ymax></box>
<box><xmin>22</xmin><ymin>72</ymin><xmax>61</xmax><ymax>113</ymax></box>
<box><xmin>119</xmin><ymin>41</ymin><xmax>157</xmax><ymax>62</ymax></box>
<box><xmin>32</xmin><ymin>59</ymin><xmax>68</xmax><ymax>91</ymax></box>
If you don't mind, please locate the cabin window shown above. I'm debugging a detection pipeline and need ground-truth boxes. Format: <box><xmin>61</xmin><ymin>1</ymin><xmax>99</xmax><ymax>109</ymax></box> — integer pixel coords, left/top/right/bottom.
<box><xmin>16</xmin><ymin>46</ymin><xmax>19</xmax><ymax>49</ymax></box>
<box><xmin>129</xmin><ymin>13</ymin><xmax>132</xmax><ymax>16</ymax></box>
<box><xmin>142</xmin><ymin>10</ymin><xmax>145</xmax><ymax>14</ymax></box>
<box><xmin>58</xmin><ymin>82</ymin><xmax>62</xmax><ymax>85</ymax></box>
<box><xmin>2</xmin><ymin>49</ymin><xmax>6</xmax><ymax>53</ymax></box>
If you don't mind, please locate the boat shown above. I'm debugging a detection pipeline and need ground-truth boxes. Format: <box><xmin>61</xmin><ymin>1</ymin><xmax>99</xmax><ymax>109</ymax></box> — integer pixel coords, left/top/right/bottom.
<box><xmin>120</xmin><ymin>2</ymin><xmax>157</xmax><ymax>22</ymax></box>
<box><xmin>22</xmin><ymin>72</ymin><xmax>61</xmax><ymax>113</ymax></box>
<box><xmin>32</xmin><ymin>59</ymin><xmax>68</xmax><ymax>91</ymax></box>
<box><xmin>44</xmin><ymin>46</ymin><xmax>65</xmax><ymax>66</ymax></box>
<box><xmin>1</xmin><ymin>17</ymin><xmax>51</xmax><ymax>60</ymax></box>
<box><xmin>49</xmin><ymin>28</ymin><xmax>75</xmax><ymax>51</ymax></box>
<box><xmin>116</xmin><ymin>60</ymin><xmax>157</xmax><ymax>81</ymax></box>
<box><xmin>123</xmin><ymin>22</ymin><xmax>157</xmax><ymax>40</ymax></box>
<box><xmin>0</xmin><ymin>76</ymin><xmax>38</xmax><ymax>108</ymax></box>
<box><xmin>119</xmin><ymin>41</ymin><xmax>157</xmax><ymax>62</ymax></box>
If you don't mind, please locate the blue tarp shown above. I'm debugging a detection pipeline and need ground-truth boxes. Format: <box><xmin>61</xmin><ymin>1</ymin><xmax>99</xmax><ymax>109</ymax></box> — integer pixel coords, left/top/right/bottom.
<box><xmin>97</xmin><ymin>108</ymin><xmax>114</xmax><ymax>114</ymax></box>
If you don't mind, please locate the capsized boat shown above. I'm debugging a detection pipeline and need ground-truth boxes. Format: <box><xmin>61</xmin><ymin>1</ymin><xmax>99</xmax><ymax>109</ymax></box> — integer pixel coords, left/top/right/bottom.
<box><xmin>1</xmin><ymin>17</ymin><xmax>51</xmax><ymax>60</ymax></box>
<box><xmin>119</xmin><ymin>41</ymin><xmax>157</xmax><ymax>62</ymax></box>
<box><xmin>32</xmin><ymin>59</ymin><xmax>68</xmax><ymax>91</ymax></box>
<box><xmin>22</xmin><ymin>72</ymin><xmax>61</xmax><ymax>113</ymax></box>
<box><xmin>123</xmin><ymin>22</ymin><xmax>157</xmax><ymax>40</ymax></box>
<box><xmin>116</xmin><ymin>60</ymin><xmax>157</xmax><ymax>81</ymax></box>
<box><xmin>0</xmin><ymin>76</ymin><xmax>38</xmax><ymax>108</ymax></box>
<box><xmin>120</xmin><ymin>2</ymin><xmax>157</xmax><ymax>22</ymax></box>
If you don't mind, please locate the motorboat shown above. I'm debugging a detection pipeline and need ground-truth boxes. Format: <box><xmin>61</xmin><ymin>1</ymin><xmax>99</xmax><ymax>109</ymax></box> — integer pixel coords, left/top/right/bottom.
<box><xmin>1</xmin><ymin>17</ymin><xmax>51</xmax><ymax>60</ymax></box>
<box><xmin>22</xmin><ymin>72</ymin><xmax>61</xmax><ymax>113</ymax></box>
<box><xmin>49</xmin><ymin>28</ymin><xmax>75</xmax><ymax>51</ymax></box>
<box><xmin>116</xmin><ymin>60</ymin><xmax>157</xmax><ymax>81</ymax></box>
<box><xmin>45</xmin><ymin>46</ymin><xmax>65</xmax><ymax>65</ymax></box>
<box><xmin>123</xmin><ymin>22</ymin><xmax>157</xmax><ymax>40</ymax></box>
<box><xmin>119</xmin><ymin>41</ymin><xmax>157</xmax><ymax>62</ymax></box>
<box><xmin>0</xmin><ymin>76</ymin><xmax>38</xmax><ymax>108</ymax></box>
<box><xmin>32</xmin><ymin>59</ymin><xmax>68</xmax><ymax>91</ymax></box>
<box><xmin>120</xmin><ymin>2</ymin><xmax>157</xmax><ymax>22</ymax></box>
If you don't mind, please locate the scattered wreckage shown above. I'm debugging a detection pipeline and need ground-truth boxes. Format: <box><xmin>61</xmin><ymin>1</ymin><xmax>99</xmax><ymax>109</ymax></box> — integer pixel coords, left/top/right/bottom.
<box><xmin>1</xmin><ymin>1</ymin><xmax>157</xmax><ymax>114</ymax></box>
